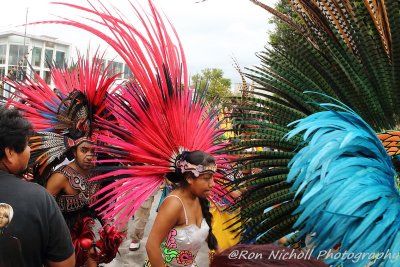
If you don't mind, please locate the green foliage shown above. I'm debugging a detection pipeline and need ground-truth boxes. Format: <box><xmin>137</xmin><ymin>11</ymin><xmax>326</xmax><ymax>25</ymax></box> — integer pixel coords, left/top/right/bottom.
<box><xmin>268</xmin><ymin>0</ymin><xmax>303</xmax><ymax>49</ymax></box>
<box><xmin>191</xmin><ymin>68</ymin><xmax>232</xmax><ymax>108</ymax></box>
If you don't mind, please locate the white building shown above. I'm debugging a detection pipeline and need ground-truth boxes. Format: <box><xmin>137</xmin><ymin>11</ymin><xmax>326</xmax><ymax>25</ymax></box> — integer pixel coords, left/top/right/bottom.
<box><xmin>0</xmin><ymin>31</ymin><xmax>133</xmax><ymax>97</ymax></box>
<box><xmin>0</xmin><ymin>31</ymin><xmax>71</xmax><ymax>96</ymax></box>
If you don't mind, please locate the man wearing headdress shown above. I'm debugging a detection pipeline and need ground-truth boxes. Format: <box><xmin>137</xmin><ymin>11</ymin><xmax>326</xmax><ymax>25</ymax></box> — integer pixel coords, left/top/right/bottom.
<box><xmin>47</xmin><ymin>138</ymin><xmax>100</xmax><ymax>267</ymax></box>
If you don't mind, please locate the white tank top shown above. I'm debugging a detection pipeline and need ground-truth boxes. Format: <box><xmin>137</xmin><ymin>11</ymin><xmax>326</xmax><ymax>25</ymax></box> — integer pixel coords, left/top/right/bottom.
<box><xmin>160</xmin><ymin>195</ymin><xmax>209</xmax><ymax>267</ymax></box>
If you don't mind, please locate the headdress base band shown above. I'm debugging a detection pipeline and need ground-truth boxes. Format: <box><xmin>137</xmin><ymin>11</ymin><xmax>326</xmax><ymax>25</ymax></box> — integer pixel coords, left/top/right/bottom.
<box><xmin>65</xmin><ymin>136</ymin><xmax>95</xmax><ymax>149</ymax></box>
<box><xmin>176</xmin><ymin>159</ymin><xmax>217</xmax><ymax>177</ymax></box>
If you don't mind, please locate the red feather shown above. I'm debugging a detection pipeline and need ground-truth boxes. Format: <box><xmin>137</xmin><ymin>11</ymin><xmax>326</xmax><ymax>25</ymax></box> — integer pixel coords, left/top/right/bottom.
<box><xmin>71</xmin><ymin>217</ymin><xmax>95</xmax><ymax>267</ymax></box>
<box><xmin>6</xmin><ymin>50</ymin><xmax>118</xmax><ymax>173</ymax></box>
<box><xmin>36</xmin><ymin>0</ymin><xmax>235</xmax><ymax>226</ymax></box>
<box><xmin>93</xmin><ymin>225</ymin><xmax>124</xmax><ymax>264</ymax></box>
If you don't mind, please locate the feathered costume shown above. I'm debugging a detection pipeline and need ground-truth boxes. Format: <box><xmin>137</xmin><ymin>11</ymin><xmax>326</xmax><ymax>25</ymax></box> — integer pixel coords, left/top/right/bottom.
<box><xmin>5</xmin><ymin>52</ymin><xmax>123</xmax><ymax>266</ymax></box>
<box><xmin>225</xmin><ymin>0</ymin><xmax>400</xmax><ymax>266</ymax></box>
<box><xmin>34</xmin><ymin>0</ymin><xmax>232</xmax><ymax>237</ymax></box>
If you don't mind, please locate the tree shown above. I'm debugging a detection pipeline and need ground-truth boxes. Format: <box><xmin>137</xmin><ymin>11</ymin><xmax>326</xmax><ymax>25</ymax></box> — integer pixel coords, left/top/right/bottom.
<box><xmin>191</xmin><ymin>68</ymin><xmax>232</xmax><ymax>108</ymax></box>
<box><xmin>268</xmin><ymin>0</ymin><xmax>303</xmax><ymax>49</ymax></box>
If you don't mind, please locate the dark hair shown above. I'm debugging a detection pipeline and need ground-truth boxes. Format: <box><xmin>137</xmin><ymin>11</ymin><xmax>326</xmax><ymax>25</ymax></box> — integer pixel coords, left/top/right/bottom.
<box><xmin>166</xmin><ymin>150</ymin><xmax>218</xmax><ymax>250</ymax></box>
<box><xmin>199</xmin><ymin>197</ymin><xmax>218</xmax><ymax>250</ymax></box>
<box><xmin>0</xmin><ymin>106</ymin><xmax>32</xmax><ymax>159</ymax></box>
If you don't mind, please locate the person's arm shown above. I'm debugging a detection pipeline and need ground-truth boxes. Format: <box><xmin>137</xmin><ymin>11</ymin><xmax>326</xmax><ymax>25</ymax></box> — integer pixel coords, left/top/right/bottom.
<box><xmin>46</xmin><ymin>172</ymin><xmax>67</xmax><ymax>196</ymax></box>
<box><xmin>146</xmin><ymin>197</ymin><xmax>182</xmax><ymax>267</ymax></box>
<box><xmin>45</xmin><ymin>254</ymin><xmax>75</xmax><ymax>267</ymax></box>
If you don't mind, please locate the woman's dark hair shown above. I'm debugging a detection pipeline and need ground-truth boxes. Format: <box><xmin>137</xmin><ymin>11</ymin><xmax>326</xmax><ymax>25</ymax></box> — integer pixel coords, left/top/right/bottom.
<box><xmin>0</xmin><ymin>107</ymin><xmax>32</xmax><ymax>159</ymax></box>
<box><xmin>166</xmin><ymin>150</ymin><xmax>218</xmax><ymax>250</ymax></box>
<box><xmin>200</xmin><ymin>197</ymin><xmax>218</xmax><ymax>250</ymax></box>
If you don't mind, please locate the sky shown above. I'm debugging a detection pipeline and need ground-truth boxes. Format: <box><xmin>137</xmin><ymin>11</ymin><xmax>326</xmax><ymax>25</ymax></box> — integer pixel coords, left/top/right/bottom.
<box><xmin>0</xmin><ymin>0</ymin><xmax>277</xmax><ymax>89</ymax></box>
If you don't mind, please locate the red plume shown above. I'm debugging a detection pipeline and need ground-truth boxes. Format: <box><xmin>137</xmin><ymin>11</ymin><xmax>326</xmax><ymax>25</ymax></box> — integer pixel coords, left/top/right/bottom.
<box><xmin>71</xmin><ymin>217</ymin><xmax>95</xmax><ymax>267</ymax></box>
<box><xmin>5</xmin><ymin>50</ymin><xmax>118</xmax><ymax>174</ymax></box>
<box><xmin>93</xmin><ymin>225</ymin><xmax>124</xmax><ymax>264</ymax></box>
<box><xmin>35</xmin><ymin>0</ymin><xmax>234</xmax><ymax>227</ymax></box>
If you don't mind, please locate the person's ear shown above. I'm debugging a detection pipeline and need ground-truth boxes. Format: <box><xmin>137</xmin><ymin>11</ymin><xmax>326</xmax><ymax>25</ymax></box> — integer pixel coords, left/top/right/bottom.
<box><xmin>186</xmin><ymin>176</ymin><xmax>194</xmax><ymax>185</ymax></box>
<box><xmin>2</xmin><ymin>147</ymin><xmax>17</xmax><ymax>172</ymax></box>
<box><xmin>3</xmin><ymin>147</ymin><xmax>15</xmax><ymax>164</ymax></box>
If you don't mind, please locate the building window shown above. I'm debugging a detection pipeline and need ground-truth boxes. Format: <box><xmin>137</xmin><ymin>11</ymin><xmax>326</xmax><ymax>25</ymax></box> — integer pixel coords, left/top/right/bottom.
<box><xmin>18</xmin><ymin>68</ymin><xmax>26</xmax><ymax>81</ymax></box>
<box><xmin>111</xmin><ymin>62</ymin><xmax>123</xmax><ymax>78</ymax></box>
<box><xmin>8</xmin><ymin>45</ymin><xmax>28</xmax><ymax>66</ymax></box>
<box><xmin>8</xmin><ymin>66</ymin><xmax>26</xmax><ymax>82</ymax></box>
<box><xmin>0</xmin><ymin>67</ymin><xmax>5</xmax><ymax>77</ymax></box>
<box><xmin>32</xmin><ymin>47</ymin><xmax>42</xmax><ymax>67</ymax></box>
<box><xmin>45</xmin><ymin>49</ymin><xmax>53</xmax><ymax>67</ymax></box>
<box><xmin>44</xmin><ymin>71</ymin><xmax>51</xmax><ymax>84</ymax></box>
<box><xmin>0</xmin><ymin>45</ymin><xmax>6</xmax><ymax>65</ymax></box>
<box><xmin>55</xmin><ymin>51</ymin><xmax>65</xmax><ymax>67</ymax></box>
<box><xmin>124</xmin><ymin>64</ymin><xmax>133</xmax><ymax>79</ymax></box>
<box><xmin>30</xmin><ymin>69</ymin><xmax>40</xmax><ymax>81</ymax></box>
<box><xmin>2</xmin><ymin>83</ymin><xmax>12</xmax><ymax>98</ymax></box>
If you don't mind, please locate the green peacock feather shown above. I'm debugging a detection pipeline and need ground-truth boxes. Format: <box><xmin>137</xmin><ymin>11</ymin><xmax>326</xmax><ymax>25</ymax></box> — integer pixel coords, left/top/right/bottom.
<box><xmin>226</xmin><ymin>0</ymin><xmax>400</xmax><ymax>244</ymax></box>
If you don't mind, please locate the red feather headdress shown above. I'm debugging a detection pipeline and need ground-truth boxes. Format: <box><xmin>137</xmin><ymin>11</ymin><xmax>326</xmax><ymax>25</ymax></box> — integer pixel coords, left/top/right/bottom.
<box><xmin>35</xmin><ymin>0</ymin><xmax>233</xmax><ymax>227</ymax></box>
<box><xmin>5</xmin><ymin>50</ymin><xmax>119</xmax><ymax>175</ymax></box>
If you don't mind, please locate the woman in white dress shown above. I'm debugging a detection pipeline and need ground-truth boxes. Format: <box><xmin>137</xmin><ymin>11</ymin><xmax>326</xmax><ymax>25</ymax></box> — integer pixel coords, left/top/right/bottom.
<box><xmin>146</xmin><ymin>151</ymin><xmax>219</xmax><ymax>267</ymax></box>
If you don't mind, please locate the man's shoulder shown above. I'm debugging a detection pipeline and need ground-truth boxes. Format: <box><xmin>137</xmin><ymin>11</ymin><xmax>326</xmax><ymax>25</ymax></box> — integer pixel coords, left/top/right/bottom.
<box><xmin>51</xmin><ymin>164</ymin><xmax>82</xmax><ymax>178</ymax></box>
<box><xmin>49</xmin><ymin>170</ymin><xmax>68</xmax><ymax>180</ymax></box>
<box><xmin>52</xmin><ymin>164</ymin><xmax>69</xmax><ymax>174</ymax></box>
<box><xmin>0</xmin><ymin>171</ymin><xmax>18</xmax><ymax>180</ymax></box>
<box><xmin>0</xmin><ymin>174</ymin><xmax>54</xmax><ymax>207</ymax></box>
<box><xmin>15</xmin><ymin>179</ymin><xmax>51</xmax><ymax>197</ymax></box>
<box><xmin>0</xmin><ymin>172</ymin><xmax>47</xmax><ymax>193</ymax></box>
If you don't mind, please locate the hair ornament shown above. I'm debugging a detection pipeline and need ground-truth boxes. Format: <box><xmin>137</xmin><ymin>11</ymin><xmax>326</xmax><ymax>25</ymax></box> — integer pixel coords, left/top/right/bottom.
<box><xmin>175</xmin><ymin>159</ymin><xmax>217</xmax><ymax>177</ymax></box>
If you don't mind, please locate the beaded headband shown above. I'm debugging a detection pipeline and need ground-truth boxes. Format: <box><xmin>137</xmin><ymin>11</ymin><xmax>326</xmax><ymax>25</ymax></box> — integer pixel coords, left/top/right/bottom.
<box><xmin>176</xmin><ymin>159</ymin><xmax>217</xmax><ymax>177</ymax></box>
<box><xmin>64</xmin><ymin>135</ymin><xmax>96</xmax><ymax>150</ymax></box>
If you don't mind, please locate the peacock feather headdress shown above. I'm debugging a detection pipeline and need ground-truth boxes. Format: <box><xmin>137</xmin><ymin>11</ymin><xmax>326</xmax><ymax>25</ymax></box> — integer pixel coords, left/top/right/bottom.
<box><xmin>226</xmin><ymin>0</ymin><xmax>400</xmax><ymax>266</ymax></box>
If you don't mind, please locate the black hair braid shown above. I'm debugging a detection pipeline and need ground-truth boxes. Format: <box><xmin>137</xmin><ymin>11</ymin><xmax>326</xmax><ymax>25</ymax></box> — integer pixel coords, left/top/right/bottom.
<box><xmin>199</xmin><ymin>197</ymin><xmax>218</xmax><ymax>250</ymax></box>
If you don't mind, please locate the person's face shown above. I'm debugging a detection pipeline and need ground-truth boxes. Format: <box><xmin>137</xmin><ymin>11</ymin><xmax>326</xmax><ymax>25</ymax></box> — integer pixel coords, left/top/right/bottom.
<box><xmin>0</xmin><ymin>208</ymin><xmax>10</xmax><ymax>228</ymax></box>
<box><xmin>73</xmin><ymin>141</ymin><xmax>96</xmax><ymax>171</ymax></box>
<box><xmin>189</xmin><ymin>172</ymin><xmax>215</xmax><ymax>198</ymax></box>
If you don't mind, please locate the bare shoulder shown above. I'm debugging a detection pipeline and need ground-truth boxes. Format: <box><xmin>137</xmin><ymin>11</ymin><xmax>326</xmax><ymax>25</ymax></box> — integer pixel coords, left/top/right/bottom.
<box><xmin>47</xmin><ymin>171</ymin><xmax>67</xmax><ymax>183</ymax></box>
<box><xmin>46</xmin><ymin>172</ymin><xmax>68</xmax><ymax>195</ymax></box>
<box><xmin>158</xmin><ymin>195</ymin><xmax>184</xmax><ymax>217</ymax></box>
<box><xmin>160</xmin><ymin>195</ymin><xmax>183</xmax><ymax>212</ymax></box>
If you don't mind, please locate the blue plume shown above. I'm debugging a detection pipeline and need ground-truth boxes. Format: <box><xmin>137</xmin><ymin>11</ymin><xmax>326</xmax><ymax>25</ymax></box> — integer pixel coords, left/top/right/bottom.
<box><xmin>286</xmin><ymin>101</ymin><xmax>400</xmax><ymax>266</ymax></box>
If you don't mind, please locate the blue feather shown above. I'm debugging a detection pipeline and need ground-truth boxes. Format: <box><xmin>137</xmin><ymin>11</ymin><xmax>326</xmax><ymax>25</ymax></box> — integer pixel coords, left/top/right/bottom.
<box><xmin>286</xmin><ymin>101</ymin><xmax>400</xmax><ymax>266</ymax></box>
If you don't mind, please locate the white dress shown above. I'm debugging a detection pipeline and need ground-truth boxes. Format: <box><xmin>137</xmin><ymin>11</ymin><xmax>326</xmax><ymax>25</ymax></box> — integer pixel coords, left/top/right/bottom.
<box><xmin>145</xmin><ymin>195</ymin><xmax>209</xmax><ymax>267</ymax></box>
